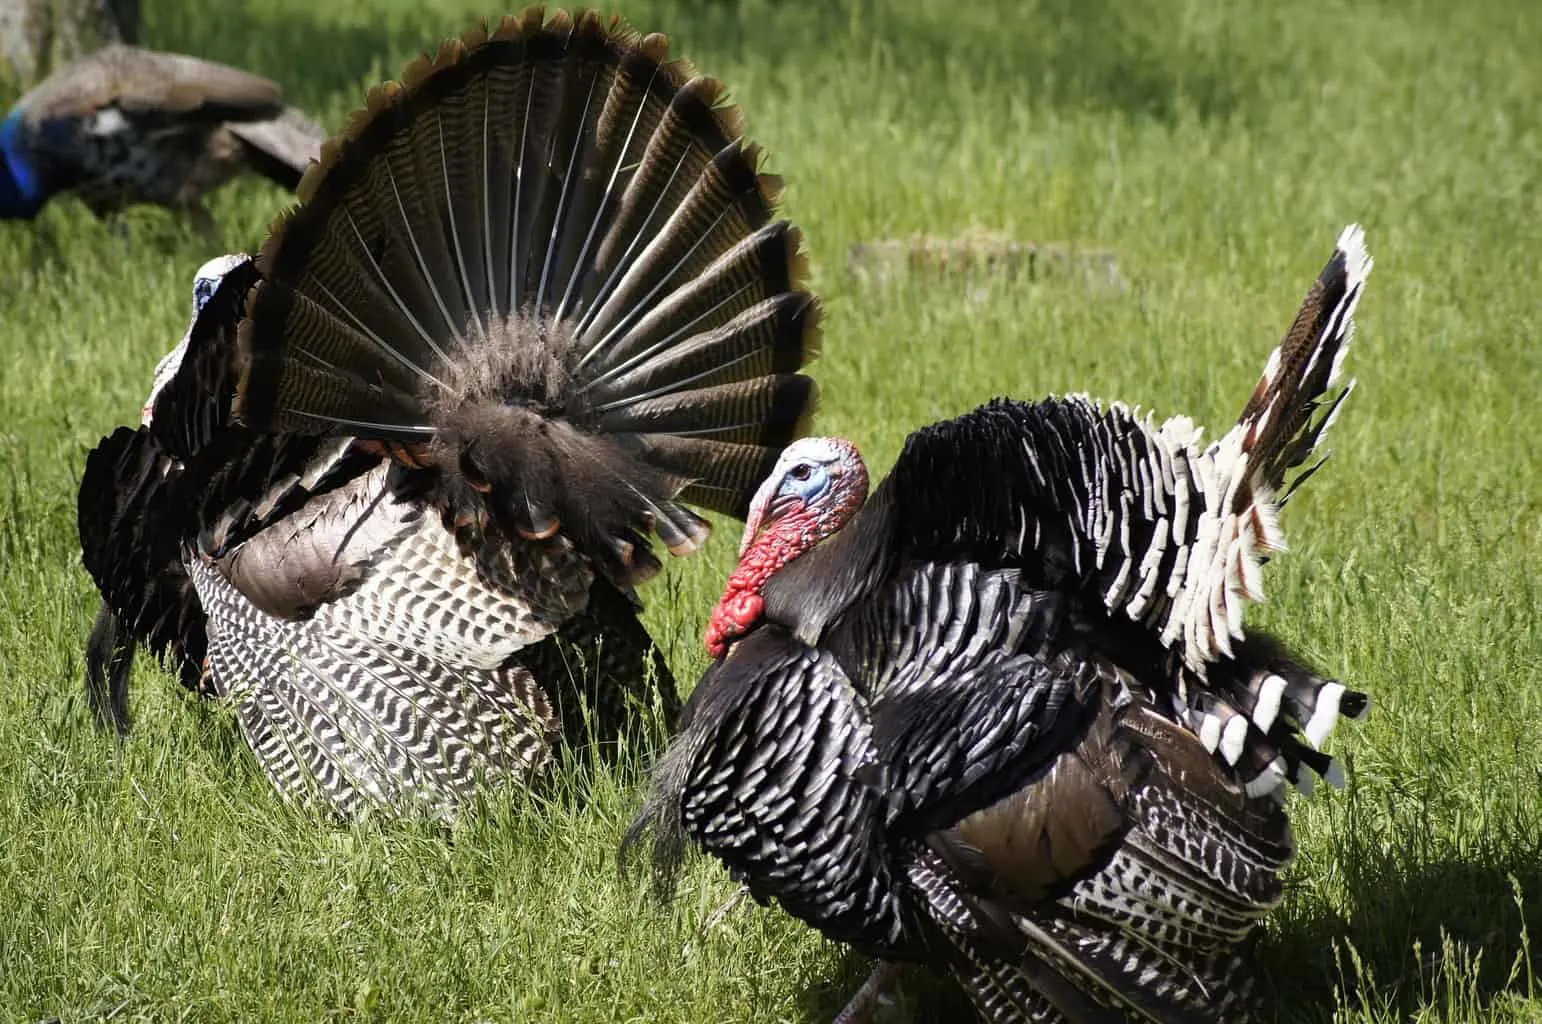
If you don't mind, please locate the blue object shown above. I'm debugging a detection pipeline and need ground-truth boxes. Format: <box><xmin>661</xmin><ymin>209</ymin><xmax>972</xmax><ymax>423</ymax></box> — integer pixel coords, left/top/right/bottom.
<box><xmin>0</xmin><ymin>110</ymin><xmax>47</xmax><ymax>219</ymax></box>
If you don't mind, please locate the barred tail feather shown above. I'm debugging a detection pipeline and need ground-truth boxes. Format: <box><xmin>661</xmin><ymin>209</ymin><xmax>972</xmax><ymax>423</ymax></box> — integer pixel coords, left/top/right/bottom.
<box><xmin>1025</xmin><ymin>923</ymin><xmax>1265</xmax><ymax>1024</ymax></box>
<box><xmin>1235</xmin><ymin>224</ymin><xmax>1371</xmax><ymax>496</ymax></box>
<box><xmin>233</xmin><ymin>9</ymin><xmax>818</xmax><ymax>584</ymax></box>
<box><xmin>956</xmin><ymin>953</ymin><xmax>1103</xmax><ymax>1023</ymax></box>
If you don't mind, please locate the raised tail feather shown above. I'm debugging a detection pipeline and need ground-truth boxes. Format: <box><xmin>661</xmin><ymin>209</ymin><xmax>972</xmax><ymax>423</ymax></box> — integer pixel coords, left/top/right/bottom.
<box><xmin>1156</xmin><ymin>225</ymin><xmax>1372</xmax><ymax>795</ymax></box>
<box><xmin>233</xmin><ymin>9</ymin><xmax>820</xmax><ymax>585</ymax></box>
<box><xmin>1164</xmin><ymin>224</ymin><xmax>1371</xmax><ymax>668</ymax></box>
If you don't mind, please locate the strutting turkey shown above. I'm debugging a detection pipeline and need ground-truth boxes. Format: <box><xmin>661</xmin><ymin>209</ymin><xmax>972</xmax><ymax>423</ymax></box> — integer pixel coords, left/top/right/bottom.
<box><xmin>0</xmin><ymin>43</ymin><xmax>325</xmax><ymax>235</ymax></box>
<box><xmin>626</xmin><ymin>226</ymin><xmax>1374</xmax><ymax>1022</ymax></box>
<box><xmin>77</xmin><ymin>8</ymin><xmax>821</xmax><ymax>819</ymax></box>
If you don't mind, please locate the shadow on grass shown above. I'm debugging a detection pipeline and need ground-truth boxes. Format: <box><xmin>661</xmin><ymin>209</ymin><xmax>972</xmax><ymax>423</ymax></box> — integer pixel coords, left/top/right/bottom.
<box><xmin>772</xmin><ymin>840</ymin><xmax>1542</xmax><ymax>1023</ymax></box>
<box><xmin>1263</xmin><ymin>842</ymin><xmax>1542</xmax><ymax>1021</ymax></box>
<box><xmin>791</xmin><ymin>944</ymin><xmax>975</xmax><ymax>1024</ymax></box>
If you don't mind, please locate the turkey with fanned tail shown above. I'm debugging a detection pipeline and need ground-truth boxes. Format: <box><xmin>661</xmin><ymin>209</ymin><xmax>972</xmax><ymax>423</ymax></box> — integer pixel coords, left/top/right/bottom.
<box><xmin>77</xmin><ymin>8</ymin><xmax>820</xmax><ymax>819</ymax></box>
<box><xmin>626</xmin><ymin>226</ymin><xmax>1373</xmax><ymax>1022</ymax></box>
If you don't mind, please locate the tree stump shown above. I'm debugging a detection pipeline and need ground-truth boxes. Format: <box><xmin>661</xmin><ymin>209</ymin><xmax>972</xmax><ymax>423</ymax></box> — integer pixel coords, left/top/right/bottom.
<box><xmin>0</xmin><ymin>0</ymin><xmax>139</xmax><ymax>92</ymax></box>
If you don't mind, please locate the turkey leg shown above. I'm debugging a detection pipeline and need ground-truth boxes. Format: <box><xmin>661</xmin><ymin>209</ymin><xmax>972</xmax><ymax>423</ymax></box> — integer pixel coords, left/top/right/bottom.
<box><xmin>832</xmin><ymin>961</ymin><xmax>902</xmax><ymax>1024</ymax></box>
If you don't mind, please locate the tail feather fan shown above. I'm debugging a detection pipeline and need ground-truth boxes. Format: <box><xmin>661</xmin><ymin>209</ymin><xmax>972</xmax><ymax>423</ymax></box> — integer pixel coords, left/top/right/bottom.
<box><xmin>234</xmin><ymin>10</ymin><xmax>819</xmax><ymax>584</ymax></box>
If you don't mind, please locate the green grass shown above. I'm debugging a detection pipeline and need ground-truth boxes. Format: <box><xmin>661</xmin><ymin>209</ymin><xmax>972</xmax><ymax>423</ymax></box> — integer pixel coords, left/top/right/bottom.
<box><xmin>2</xmin><ymin>0</ymin><xmax>1540</xmax><ymax>1020</ymax></box>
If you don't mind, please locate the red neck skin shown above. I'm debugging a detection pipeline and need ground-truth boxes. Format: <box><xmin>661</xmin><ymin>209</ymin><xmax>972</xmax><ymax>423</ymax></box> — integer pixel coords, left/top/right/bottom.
<box><xmin>705</xmin><ymin>508</ymin><xmax>824</xmax><ymax>658</ymax></box>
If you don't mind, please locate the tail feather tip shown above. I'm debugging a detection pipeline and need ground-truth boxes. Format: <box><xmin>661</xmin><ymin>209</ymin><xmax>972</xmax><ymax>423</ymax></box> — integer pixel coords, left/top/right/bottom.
<box><xmin>1335</xmin><ymin>223</ymin><xmax>1374</xmax><ymax>285</ymax></box>
<box><xmin>1251</xmin><ymin>673</ymin><xmax>1286</xmax><ymax>730</ymax></box>
<box><xmin>1244</xmin><ymin>756</ymin><xmax>1289</xmax><ymax>798</ymax></box>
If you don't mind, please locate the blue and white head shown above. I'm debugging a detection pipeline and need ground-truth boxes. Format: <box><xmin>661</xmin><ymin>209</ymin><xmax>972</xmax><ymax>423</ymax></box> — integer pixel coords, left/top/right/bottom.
<box><xmin>0</xmin><ymin>110</ymin><xmax>48</xmax><ymax>219</ymax></box>
<box><xmin>141</xmin><ymin>252</ymin><xmax>251</xmax><ymax>426</ymax></box>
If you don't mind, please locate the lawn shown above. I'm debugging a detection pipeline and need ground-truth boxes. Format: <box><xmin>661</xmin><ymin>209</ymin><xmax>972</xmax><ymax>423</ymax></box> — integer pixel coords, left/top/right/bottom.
<box><xmin>2</xmin><ymin>0</ymin><xmax>1540</xmax><ymax>1020</ymax></box>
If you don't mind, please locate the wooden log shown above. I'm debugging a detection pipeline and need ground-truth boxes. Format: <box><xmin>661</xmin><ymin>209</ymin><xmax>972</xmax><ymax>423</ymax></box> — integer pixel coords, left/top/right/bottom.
<box><xmin>847</xmin><ymin>232</ymin><xmax>1124</xmax><ymax>291</ymax></box>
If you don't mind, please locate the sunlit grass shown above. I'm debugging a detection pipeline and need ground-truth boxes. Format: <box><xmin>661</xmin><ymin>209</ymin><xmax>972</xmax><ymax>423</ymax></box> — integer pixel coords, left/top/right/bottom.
<box><xmin>2</xmin><ymin>0</ymin><xmax>1539</xmax><ymax>1020</ymax></box>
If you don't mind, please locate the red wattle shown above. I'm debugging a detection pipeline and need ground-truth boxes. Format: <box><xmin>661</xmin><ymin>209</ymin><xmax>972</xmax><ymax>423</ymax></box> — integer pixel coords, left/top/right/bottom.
<box><xmin>705</xmin><ymin>591</ymin><xmax>763</xmax><ymax>658</ymax></box>
<box><xmin>704</xmin><ymin>511</ymin><xmax>817</xmax><ymax>656</ymax></box>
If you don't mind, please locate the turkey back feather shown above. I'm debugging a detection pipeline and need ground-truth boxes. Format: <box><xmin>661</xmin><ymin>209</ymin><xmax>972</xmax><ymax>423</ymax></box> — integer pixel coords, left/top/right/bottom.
<box><xmin>1159</xmin><ymin>224</ymin><xmax>1371</xmax><ymax>672</ymax></box>
<box><xmin>234</xmin><ymin>9</ymin><xmax>820</xmax><ymax>585</ymax></box>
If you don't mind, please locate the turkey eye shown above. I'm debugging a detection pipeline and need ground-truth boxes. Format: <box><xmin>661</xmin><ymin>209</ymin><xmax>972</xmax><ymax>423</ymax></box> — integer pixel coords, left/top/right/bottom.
<box><xmin>789</xmin><ymin>464</ymin><xmax>812</xmax><ymax>481</ymax></box>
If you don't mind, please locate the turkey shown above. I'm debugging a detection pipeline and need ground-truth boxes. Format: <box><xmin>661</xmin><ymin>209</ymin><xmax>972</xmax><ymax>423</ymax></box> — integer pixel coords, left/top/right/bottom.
<box><xmin>0</xmin><ymin>43</ymin><xmax>325</xmax><ymax>236</ymax></box>
<box><xmin>77</xmin><ymin>8</ymin><xmax>820</xmax><ymax>820</ymax></box>
<box><xmin>626</xmin><ymin>226</ymin><xmax>1374</xmax><ymax>1022</ymax></box>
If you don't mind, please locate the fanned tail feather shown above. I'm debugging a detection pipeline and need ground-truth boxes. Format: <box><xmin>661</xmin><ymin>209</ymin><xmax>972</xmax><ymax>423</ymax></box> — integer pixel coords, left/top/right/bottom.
<box><xmin>234</xmin><ymin>9</ymin><xmax>819</xmax><ymax>584</ymax></box>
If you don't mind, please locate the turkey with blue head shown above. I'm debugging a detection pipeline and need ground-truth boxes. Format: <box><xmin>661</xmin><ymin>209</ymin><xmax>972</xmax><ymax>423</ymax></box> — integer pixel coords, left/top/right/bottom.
<box><xmin>626</xmin><ymin>226</ymin><xmax>1374</xmax><ymax>1022</ymax></box>
<box><xmin>0</xmin><ymin>43</ymin><xmax>324</xmax><ymax>235</ymax></box>
<box><xmin>77</xmin><ymin>8</ymin><xmax>821</xmax><ymax>820</ymax></box>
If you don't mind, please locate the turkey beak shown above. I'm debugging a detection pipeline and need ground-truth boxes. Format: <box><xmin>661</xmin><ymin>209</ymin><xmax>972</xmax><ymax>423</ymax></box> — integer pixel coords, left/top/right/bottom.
<box><xmin>740</xmin><ymin>473</ymin><xmax>797</xmax><ymax>559</ymax></box>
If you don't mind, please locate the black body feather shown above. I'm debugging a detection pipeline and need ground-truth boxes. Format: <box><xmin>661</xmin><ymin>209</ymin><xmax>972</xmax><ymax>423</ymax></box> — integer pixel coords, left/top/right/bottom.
<box><xmin>233</xmin><ymin>10</ymin><xmax>820</xmax><ymax>587</ymax></box>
